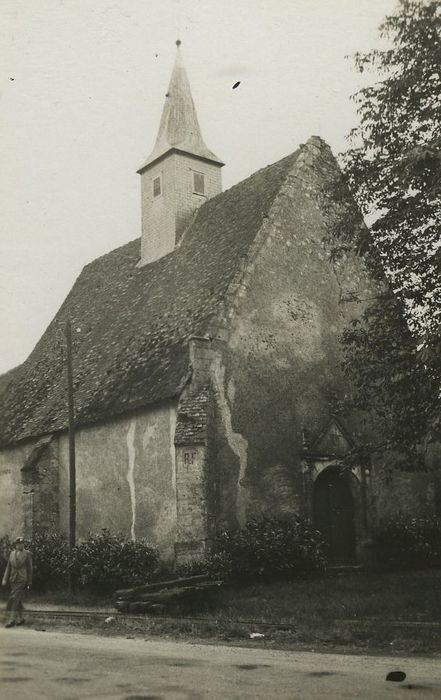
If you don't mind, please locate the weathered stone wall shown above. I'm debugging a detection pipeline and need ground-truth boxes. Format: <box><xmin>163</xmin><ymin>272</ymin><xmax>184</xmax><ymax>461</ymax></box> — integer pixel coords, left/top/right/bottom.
<box><xmin>37</xmin><ymin>440</ymin><xmax>59</xmax><ymax>531</ymax></box>
<box><xmin>140</xmin><ymin>152</ymin><xmax>222</xmax><ymax>265</ymax></box>
<box><xmin>58</xmin><ymin>402</ymin><xmax>178</xmax><ymax>561</ymax></box>
<box><xmin>206</xmin><ymin>138</ymin><xmax>377</xmax><ymax>528</ymax></box>
<box><xmin>0</xmin><ymin>440</ymin><xmax>36</xmax><ymax>538</ymax></box>
<box><xmin>173</xmin><ymin>339</ymin><xmax>215</xmax><ymax>564</ymax></box>
<box><xmin>21</xmin><ymin>438</ymin><xmax>59</xmax><ymax>537</ymax></box>
<box><xmin>203</xmin><ymin>138</ymin><xmax>438</xmax><ymax>542</ymax></box>
<box><xmin>174</xmin><ymin>445</ymin><xmax>210</xmax><ymax>562</ymax></box>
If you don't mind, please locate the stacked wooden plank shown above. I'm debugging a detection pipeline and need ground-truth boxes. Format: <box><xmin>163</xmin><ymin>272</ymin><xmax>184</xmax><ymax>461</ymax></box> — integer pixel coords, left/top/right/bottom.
<box><xmin>113</xmin><ymin>574</ymin><xmax>222</xmax><ymax>614</ymax></box>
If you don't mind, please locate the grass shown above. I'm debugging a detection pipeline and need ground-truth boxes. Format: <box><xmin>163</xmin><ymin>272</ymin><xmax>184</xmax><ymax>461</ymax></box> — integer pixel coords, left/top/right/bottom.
<box><xmin>5</xmin><ymin>568</ymin><xmax>441</xmax><ymax>654</ymax></box>
<box><xmin>9</xmin><ymin>567</ymin><xmax>441</xmax><ymax>622</ymax></box>
<box><xmin>189</xmin><ymin>568</ymin><xmax>441</xmax><ymax>625</ymax></box>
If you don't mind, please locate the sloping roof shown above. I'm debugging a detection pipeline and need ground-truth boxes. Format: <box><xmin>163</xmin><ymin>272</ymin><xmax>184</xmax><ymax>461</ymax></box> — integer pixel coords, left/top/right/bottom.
<box><xmin>0</xmin><ymin>365</ymin><xmax>21</xmax><ymax>399</ymax></box>
<box><xmin>138</xmin><ymin>44</ymin><xmax>223</xmax><ymax>172</ymax></box>
<box><xmin>0</xmin><ymin>149</ymin><xmax>300</xmax><ymax>447</ymax></box>
<box><xmin>174</xmin><ymin>386</ymin><xmax>210</xmax><ymax>445</ymax></box>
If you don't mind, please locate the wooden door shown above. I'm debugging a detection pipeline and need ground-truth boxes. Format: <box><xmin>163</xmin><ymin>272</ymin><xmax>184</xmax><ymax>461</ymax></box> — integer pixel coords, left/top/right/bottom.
<box><xmin>313</xmin><ymin>467</ymin><xmax>356</xmax><ymax>564</ymax></box>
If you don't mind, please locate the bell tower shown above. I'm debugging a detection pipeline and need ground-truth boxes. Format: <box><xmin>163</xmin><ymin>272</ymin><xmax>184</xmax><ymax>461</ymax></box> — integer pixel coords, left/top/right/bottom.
<box><xmin>138</xmin><ymin>41</ymin><xmax>224</xmax><ymax>266</ymax></box>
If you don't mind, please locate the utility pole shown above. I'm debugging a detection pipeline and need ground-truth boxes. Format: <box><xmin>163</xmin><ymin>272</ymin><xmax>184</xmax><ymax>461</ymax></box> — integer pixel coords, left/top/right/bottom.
<box><xmin>65</xmin><ymin>319</ymin><xmax>76</xmax><ymax>592</ymax></box>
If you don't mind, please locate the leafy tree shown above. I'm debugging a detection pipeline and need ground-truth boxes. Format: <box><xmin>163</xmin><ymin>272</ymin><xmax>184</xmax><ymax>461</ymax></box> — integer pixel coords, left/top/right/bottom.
<box><xmin>332</xmin><ymin>1</ymin><xmax>441</xmax><ymax>468</ymax></box>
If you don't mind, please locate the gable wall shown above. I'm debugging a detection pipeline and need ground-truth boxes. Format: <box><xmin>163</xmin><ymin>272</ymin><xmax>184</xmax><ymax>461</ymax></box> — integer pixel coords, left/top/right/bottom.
<box><xmin>207</xmin><ymin>140</ymin><xmax>376</xmax><ymax>528</ymax></box>
<box><xmin>205</xmin><ymin>139</ymin><xmax>438</xmax><ymax>538</ymax></box>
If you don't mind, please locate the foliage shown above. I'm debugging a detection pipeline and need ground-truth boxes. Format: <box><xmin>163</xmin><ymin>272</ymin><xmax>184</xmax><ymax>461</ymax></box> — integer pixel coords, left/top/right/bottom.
<box><xmin>330</xmin><ymin>0</ymin><xmax>441</xmax><ymax>468</ymax></box>
<box><xmin>339</xmin><ymin>295</ymin><xmax>439</xmax><ymax>469</ymax></box>
<box><xmin>0</xmin><ymin>535</ymin><xmax>11</xmax><ymax>581</ymax></box>
<box><xmin>344</xmin><ymin>0</ymin><xmax>441</xmax><ymax>318</ymax></box>
<box><xmin>180</xmin><ymin>517</ymin><xmax>328</xmax><ymax>584</ymax></box>
<box><xmin>0</xmin><ymin>532</ymin><xmax>69</xmax><ymax>591</ymax></box>
<box><xmin>374</xmin><ymin>515</ymin><xmax>441</xmax><ymax>569</ymax></box>
<box><xmin>1</xmin><ymin>529</ymin><xmax>159</xmax><ymax>594</ymax></box>
<box><xmin>71</xmin><ymin>529</ymin><xmax>159</xmax><ymax>593</ymax></box>
<box><xmin>28</xmin><ymin>531</ymin><xmax>70</xmax><ymax>590</ymax></box>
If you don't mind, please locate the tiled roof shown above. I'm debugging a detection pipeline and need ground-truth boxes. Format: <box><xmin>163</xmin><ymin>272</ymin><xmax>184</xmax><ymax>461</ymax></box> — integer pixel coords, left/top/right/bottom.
<box><xmin>174</xmin><ymin>386</ymin><xmax>211</xmax><ymax>445</ymax></box>
<box><xmin>0</xmin><ymin>366</ymin><xmax>20</xmax><ymax>399</ymax></box>
<box><xmin>0</xmin><ymin>149</ymin><xmax>300</xmax><ymax>447</ymax></box>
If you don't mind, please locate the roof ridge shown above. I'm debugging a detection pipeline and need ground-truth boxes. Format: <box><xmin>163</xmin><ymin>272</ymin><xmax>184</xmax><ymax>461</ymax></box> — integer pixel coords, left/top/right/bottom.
<box><xmin>215</xmin><ymin>149</ymin><xmax>301</xmax><ymax>200</ymax></box>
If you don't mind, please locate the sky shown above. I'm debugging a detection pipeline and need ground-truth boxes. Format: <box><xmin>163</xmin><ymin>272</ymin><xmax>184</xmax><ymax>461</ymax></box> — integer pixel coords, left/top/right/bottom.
<box><xmin>0</xmin><ymin>0</ymin><xmax>397</xmax><ymax>374</ymax></box>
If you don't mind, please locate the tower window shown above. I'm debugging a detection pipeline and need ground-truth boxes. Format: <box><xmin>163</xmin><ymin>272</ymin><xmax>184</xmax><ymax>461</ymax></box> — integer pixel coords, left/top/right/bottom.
<box><xmin>153</xmin><ymin>175</ymin><xmax>162</xmax><ymax>198</ymax></box>
<box><xmin>192</xmin><ymin>171</ymin><xmax>205</xmax><ymax>196</ymax></box>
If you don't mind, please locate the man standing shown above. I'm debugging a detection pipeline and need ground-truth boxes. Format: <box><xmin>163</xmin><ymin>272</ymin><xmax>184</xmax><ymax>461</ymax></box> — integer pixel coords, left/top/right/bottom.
<box><xmin>2</xmin><ymin>537</ymin><xmax>33</xmax><ymax>628</ymax></box>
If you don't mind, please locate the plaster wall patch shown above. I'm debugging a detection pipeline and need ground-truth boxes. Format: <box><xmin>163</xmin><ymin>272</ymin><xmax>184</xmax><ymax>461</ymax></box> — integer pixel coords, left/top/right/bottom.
<box><xmin>213</xmin><ymin>354</ymin><xmax>248</xmax><ymax>525</ymax></box>
<box><xmin>142</xmin><ymin>423</ymin><xmax>157</xmax><ymax>450</ymax></box>
<box><xmin>169</xmin><ymin>405</ymin><xmax>177</xmax><ymax>495</ymax></box>
<box><xmin>126</xmin><ymin>417</ymin><xmax>137</xmax><ymax>541</ymax></box>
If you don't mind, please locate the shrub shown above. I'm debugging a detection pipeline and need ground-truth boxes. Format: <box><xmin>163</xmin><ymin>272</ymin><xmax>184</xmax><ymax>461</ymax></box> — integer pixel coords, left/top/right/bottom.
<box><xmin>28</xmin><ymin>531</ymin><xmax>70</xmax><ymax>590</ymax></box>
<box><xmin>0</xmin><ymin>535</ymin><xmax>11</xmax><ymax>584</ymax></box>
<box><xmin>71</xmin><ymin>529</ymin><xmax>159</xmax><ymax>593</ymax></box>
<box><xmin>0</xmin><ymin>531</ymin><xmax>69</xmax><ymax>591</ymax></box>
<box><xmin>177</xmin><ymin>551</ymin><xmax>233</xmax><ymax>581</ymax></box>
<box><xmin>1</xmin><ymin>529</ymin><xmax>159</xmax><ymax>594</ymax></box>
<box><xmin>180</xmin><ymin>516</ymin><xmax>328</xmax><ymax>584</ymax></box>
<box><xmin>374</xmin><ymin>515</ymin><xmax>441</xmax><ymax>570</ymax></box>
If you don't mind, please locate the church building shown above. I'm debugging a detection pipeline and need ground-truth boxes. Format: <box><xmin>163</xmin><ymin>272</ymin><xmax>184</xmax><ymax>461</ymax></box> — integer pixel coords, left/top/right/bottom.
<box><xmin>0</xmin><ymin>42</ymin><xmax>436</xmax><ymax>566</ymax></box>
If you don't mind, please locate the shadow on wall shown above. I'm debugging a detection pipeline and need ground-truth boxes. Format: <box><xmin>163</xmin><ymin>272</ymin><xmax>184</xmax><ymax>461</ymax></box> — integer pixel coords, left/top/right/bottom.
<box><xmin>260</xmin><ymin>464</ymin><xmax>298</xmax><ymax>516</ymax></box>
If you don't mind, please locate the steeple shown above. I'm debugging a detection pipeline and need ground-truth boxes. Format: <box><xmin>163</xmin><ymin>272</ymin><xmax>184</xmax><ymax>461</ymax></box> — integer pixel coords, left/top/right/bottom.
<box><xmin>138</xmin><ymin>41</ymin><xmax>223</xmax><ymax>172</ymax></box>
<box><xmin>138</xmin><ymin>41</ymin><xmax>224</xmax><ymax>267</ymax></box>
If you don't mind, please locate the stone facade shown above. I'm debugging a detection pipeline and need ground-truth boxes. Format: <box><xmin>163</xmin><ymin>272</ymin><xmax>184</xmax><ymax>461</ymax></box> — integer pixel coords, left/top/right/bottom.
<box><xmin>200</xmin><ymin>138</ymin><xmax>374</xmax><ymax>533</ymax></box>
<box><xmin>164</xmin><ymin>138</ymin><xmax>441</xmax><ymax>564</ymax></box>
<box><xmin>174</xmin><ymin>444</ymin><xmax>210</xmax><ymax>561</ymax></box>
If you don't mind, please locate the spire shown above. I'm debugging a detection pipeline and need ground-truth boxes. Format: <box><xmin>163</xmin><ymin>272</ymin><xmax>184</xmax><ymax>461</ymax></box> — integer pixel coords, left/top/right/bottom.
<box><xmin>138</xmin><ymin>41</ymin><xmax>224</xmax><ymax>172</ymax></box>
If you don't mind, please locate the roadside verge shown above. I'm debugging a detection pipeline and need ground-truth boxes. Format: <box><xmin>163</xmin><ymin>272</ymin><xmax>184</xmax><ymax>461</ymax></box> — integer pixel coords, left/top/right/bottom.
<box><xmin>12</xmin><ymin>607</ymin><xmax>441</xmax><ymax>657</ymax></box>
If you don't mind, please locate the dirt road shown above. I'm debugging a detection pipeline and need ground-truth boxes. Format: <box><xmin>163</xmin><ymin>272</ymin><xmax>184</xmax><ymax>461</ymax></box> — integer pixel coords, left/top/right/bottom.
<box><xmin>1</xmin><ymin>627</ymin><xmax>440</xmax><ymax>699</ymax></box>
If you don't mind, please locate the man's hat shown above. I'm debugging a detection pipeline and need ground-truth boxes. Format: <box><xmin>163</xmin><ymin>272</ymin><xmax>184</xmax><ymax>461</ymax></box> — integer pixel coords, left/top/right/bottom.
<box><xmin>15</xmin><ymin>537</ymin><xmax>24</xmax><ymax>543</ymax></box>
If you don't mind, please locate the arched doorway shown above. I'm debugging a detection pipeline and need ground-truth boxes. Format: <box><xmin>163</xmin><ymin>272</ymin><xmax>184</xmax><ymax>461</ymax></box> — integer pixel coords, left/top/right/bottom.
<box><xmin>313</xmin><ymin>466</ymin><xmax>356</xmax><ymax>564</ymax></box>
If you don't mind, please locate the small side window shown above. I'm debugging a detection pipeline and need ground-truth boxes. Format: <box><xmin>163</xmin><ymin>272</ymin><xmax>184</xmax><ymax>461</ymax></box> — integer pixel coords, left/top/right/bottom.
<box><xmin>153</xmin><ymin>175</ymin><xmax>162</xmax><ymax>198</ymax></box>
<box><xmin>193</xmin><ymin>171</ymin><xmax>205</xmax><ymax>196</ymax></box>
